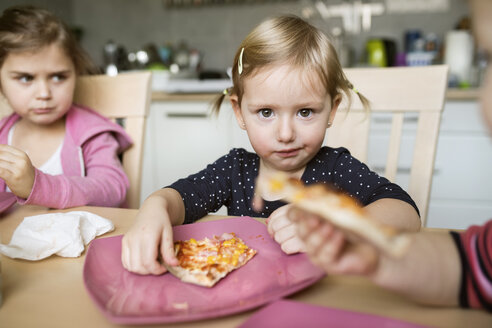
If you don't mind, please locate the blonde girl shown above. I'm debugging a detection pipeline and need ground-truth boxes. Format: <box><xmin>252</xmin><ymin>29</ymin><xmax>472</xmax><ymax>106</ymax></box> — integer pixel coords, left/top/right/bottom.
<box><xmin>122</xmin><ymin>15</ymin><xmax>420</xmax><ymax>275</ymax></box>
<box><xmin>0</xmin><ymin>6</ymin><xmax>132</xmax><ymax>213</ymax></box>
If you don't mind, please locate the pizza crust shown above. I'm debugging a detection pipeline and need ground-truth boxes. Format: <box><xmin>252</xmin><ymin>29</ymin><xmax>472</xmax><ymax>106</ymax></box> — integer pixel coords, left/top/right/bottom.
<box><xmin>255</xmin><ymin>172</ymin><xmax>411</xmax><ymax>257</ymax></box>
<box><xmin>165</xmin><ymin>264</ymin><xmax>226</xmax><ymax>288</ymax></box>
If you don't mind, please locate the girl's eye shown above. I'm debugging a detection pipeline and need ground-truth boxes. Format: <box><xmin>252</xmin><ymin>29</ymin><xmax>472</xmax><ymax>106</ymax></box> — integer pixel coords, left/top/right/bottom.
<box><xmin>52</xmin><ymin>74</ymin><xmax>67</xmax><ymax>82</ymax></box>
<box><xmin>298</xmin><ymin>108</ymin><xmax>312</xmax><ymax>118</ymax></box>
<box><xmin>18</xmin><ymin>75</ymin><xmax>33</xmax><ymax>83</ymax></box>
<box><xmin>259</xmin><ymin>108</ymin><xmax>273</xmax><ymax>118</ymax></box>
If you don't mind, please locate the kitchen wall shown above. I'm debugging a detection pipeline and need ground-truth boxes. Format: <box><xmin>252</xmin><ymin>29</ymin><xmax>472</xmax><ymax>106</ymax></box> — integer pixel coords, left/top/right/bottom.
<box><xmin>0</xmin><ymin>0</ymin><xmax>72</xmax><ymax>24</ymax></box>
<box><xmin>1</xmin><ymin>0</ymin><xmax>469</xmax><ymax>71</ymax></box>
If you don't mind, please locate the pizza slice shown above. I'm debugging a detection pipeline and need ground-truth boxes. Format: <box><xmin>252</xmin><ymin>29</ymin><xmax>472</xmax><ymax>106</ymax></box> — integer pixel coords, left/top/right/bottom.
<box><xmin>254</xmin><ymin>172</ymin><xmax>410</xmax><ymax>257</ymax></box>
<box><xmin>165</xmin><ymin>232</ymin><xmax>257</xmax><ymax>287</ymax></box>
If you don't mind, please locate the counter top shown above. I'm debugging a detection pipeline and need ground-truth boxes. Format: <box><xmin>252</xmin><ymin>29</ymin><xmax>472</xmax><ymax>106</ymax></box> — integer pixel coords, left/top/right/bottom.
<box><xmin>445</xmin><ymin>88</ymin><xmax>481</xmax><ymax>100</ymax></box>
<box><xmin>152</xmin><ymin>92</ymin><xmax>219</xmax><ymax>102</ymax></box>
<box><xmin>152</xmin><ymin>88</ymin><xmax>481</xmax><ymax>102</ymax></box>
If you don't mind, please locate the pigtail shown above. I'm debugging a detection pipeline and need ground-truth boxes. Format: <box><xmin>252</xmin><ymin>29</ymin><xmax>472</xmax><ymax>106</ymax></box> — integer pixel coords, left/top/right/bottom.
<box><xmin>210</xmin><ymin>88</ymin><xmax>230</xmax><ymax>116</ymax></box>
<box><xmin>346</xmin><ymin>80</ymin><xmax>371</xmax><ymax>112</ymax></box>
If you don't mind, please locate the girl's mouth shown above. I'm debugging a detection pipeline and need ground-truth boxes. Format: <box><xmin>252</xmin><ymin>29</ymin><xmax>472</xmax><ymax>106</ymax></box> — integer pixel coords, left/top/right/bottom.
<box><xmin>33</xmin><ymin>107</ymin><xmax>53</xmax><ymax>114</ymax></box>
<box><xmin>276</xmin><ymin>148</ymin><xmax>300</xmax><ymax>158</ymax></box>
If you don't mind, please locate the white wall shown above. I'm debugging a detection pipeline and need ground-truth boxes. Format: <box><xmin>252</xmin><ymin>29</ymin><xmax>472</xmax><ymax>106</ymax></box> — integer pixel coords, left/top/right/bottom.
<box><xmin>69</xmin><ymin>0</ymin><xmax>469</xmax><ymax>70</ymax></box>
<box><xmin>1</xmin><ymin>0</ymin><xmax>470</xmax><ymax>72</ymax></box>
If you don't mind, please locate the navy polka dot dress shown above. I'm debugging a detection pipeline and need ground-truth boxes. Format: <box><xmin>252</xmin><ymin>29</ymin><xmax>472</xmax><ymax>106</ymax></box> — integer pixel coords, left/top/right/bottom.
<box><xmin>169</xmin><ymin>147</ymin><xmax>419</xmax><ymax>224</ymax></box>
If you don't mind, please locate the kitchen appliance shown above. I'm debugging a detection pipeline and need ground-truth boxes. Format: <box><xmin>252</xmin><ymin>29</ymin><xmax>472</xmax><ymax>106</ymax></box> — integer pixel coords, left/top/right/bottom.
<box><xmin>366</xmin><ymin>38</ymin><xmax>397</xmax><ymax>67</ymax></box>
<box><xmin>444</xmin><ymin>30</ymin><xmax>474</xmax><ymax>85</ymax></box>
<box><xmin>366</xmin><ymin>39</ymin><xmax>387</xmax><ymax>67</ymax></box>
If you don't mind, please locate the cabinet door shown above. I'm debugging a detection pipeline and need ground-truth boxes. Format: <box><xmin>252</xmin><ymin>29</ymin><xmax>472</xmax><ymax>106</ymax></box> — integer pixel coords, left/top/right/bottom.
<box><xmin>140</xmin><ymin>101</ymin><xmax>251</xmax><ymax>208</ymax></box>
<box><xmin>426</xmin><ymin>101</ymin><xmax>492</xmax><ymax>229</ymax></box>
<box><xmin>141</xmin><ymin>102</ymin><xmax>227</xmax><ymax>200</ymax></box>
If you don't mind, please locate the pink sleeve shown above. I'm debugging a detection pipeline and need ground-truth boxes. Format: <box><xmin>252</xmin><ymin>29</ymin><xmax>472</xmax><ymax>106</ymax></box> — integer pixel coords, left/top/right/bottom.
<box><xmin>18</xmin><ymin>132</ymin><xmax>129</xmax><ymax>208</ymax></box>
<box><xmin>451</xmin><ymin>220</ymin><xmax>492</xmax><ymax>311</ymax></box>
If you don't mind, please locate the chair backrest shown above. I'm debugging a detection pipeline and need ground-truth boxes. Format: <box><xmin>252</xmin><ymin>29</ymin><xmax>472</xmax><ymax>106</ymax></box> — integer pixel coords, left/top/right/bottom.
<box><xmin>325</xmin><ymin>65</ymin><xmax>448</xmax><ymax>226</ymax></box>
<box><xmin>73</xmin><ymin>71</ymin><xmax>152</xmax><ymax>209</ymax></box>
<box><xmin>0</xmin><ymin>94</ymin><xmax>12</xmax><ymax>118</ymax></box>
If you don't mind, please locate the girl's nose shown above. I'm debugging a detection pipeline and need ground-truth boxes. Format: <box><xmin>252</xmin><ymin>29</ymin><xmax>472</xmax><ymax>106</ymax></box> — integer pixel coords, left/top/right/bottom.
<box><xmin>36</xmin><ymin>80</ymin><xmax>52</xmax><ymax>100</ymax></box>
<box><xmin>277</xmin><ymin>118</ymin><xmax>296</xmax><ymax>143</ymax></box>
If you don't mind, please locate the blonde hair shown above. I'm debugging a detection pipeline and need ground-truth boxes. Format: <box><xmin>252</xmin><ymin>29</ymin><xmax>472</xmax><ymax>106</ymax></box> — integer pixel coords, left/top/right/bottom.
<box><xmin>0</xmin><ymin>5</ymin><xmax>98</xmax><ymax>76</ymax></box>
<box><xmin>212</xmin><ymin>15</ymin><xmax>369</xmax><ymax>114</ymax></box>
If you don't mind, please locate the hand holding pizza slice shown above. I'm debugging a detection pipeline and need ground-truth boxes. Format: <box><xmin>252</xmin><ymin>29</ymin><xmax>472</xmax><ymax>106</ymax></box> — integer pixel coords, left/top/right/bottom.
<box><xmin>254</xmin><ymin>172</ymin><xmax>411</xmax><ymax>258</ymax></box>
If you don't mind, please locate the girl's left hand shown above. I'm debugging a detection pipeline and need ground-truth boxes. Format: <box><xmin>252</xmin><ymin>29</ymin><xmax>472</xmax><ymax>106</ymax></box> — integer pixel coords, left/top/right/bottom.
<box><xmin>0</xmin><ymin>144</ymin><xmax>35</xmax><ymax>199</ymax></box>
<box><xmin>267</xmin><ymin>204</ymin><xmax>306</xmax><ymax>254</ymax></box>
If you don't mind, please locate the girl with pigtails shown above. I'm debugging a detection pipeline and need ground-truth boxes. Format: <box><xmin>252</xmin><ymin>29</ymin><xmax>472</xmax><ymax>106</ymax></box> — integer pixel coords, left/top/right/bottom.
<box><xmin>122</xmin><ymin>15</ymin><xmax>420</xmax><ymax>275</ymax></box>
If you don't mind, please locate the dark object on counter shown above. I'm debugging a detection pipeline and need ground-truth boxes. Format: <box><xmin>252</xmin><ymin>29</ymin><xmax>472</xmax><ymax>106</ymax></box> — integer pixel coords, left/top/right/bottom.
<box><xmin>199</xmin><ymin>70</ymin><xmax>227</xmax><ymax>80</ymax></box>
<box><xmin>103</xmin><ymin>40</ymin><xmax>130</xmax><ymax>75</ymax></box>
<box><xmin>383</xmin><ymin>39</ymin><xmax>397</xmax><ymax>67</ymax></box>
<box><xmin>404</xmin><ymin>30</ymin><xmax>422</xmax><ymax>53</ymax></box>
<box><xmin>455</xmin><ymin>16</ymin><xmax>471</xmax><ymax>30</ymax></box>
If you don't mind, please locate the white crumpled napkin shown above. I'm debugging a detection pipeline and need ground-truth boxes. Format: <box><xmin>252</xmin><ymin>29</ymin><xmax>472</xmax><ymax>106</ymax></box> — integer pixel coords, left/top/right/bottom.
<box><xmin>0</xmin><ymin>211</ymin><xmax>114</xmax><ymax>261</ymax></box>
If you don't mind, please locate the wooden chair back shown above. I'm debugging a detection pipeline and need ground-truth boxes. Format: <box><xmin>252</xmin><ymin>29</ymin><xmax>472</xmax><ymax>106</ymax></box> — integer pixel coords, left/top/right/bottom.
<box><xmin>73</xmin><ymin>71</ymin><xmax>152</xmax><ymax>209</ymax></box>
<box><xmin>325</xmin><ymin>65</ymin><xmax>448</xmax><ymax>226</ymax></box>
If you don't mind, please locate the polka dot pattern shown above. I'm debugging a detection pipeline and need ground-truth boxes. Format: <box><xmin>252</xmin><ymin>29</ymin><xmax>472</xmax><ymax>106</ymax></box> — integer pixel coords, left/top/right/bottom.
<box><xmin>169</xmin><ymin>147</ymin><xmax>418</xmax><ymax>224</ymax></box>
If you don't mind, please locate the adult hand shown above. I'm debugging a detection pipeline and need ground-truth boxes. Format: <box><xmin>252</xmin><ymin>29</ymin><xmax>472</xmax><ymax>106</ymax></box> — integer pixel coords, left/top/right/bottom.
<box><xmin>267</xmin><ymin>204</ymin><xmax>305</xmax><ymax>254</ymax></box>
<box><xmin>0</xmin><ymin>144</ymin><xmax>35</xmax><ymax>199</ymax></box>
<box><xmin>289</xmin><ymin>207</ymin><xmax>379</xmax><ymax>276</ymax></box>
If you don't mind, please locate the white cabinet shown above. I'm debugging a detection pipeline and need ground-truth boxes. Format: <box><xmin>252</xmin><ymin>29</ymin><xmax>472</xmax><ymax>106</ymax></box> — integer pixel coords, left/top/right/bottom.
<box><xmin>141</xmin><ymin>97</ymin><xmax>492</xmax><ymax>229</ymax></box>
<box><xmin>427</xmin><ymin>101</ymin><xmax>492</xmax><ymax>229</ymax></box>
<box><xmin>140</xmin><ymin>100</ymin><xmax>252</xmax><ymax>203</ymax></box>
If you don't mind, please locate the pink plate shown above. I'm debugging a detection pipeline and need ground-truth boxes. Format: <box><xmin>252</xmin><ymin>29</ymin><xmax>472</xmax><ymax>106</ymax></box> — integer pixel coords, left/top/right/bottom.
<box><xmin>83</xmin><ymin>217</ymin><xmax>325</xmax><ymax>325</ymax></box>
<box><xmin>239</xmin><ymin>299</ymin><xmax>430</xmax><ymax>328</ymax></box>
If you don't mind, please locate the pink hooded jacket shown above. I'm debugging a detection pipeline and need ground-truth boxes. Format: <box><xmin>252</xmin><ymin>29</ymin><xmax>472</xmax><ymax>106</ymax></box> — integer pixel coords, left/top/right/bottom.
<box><xmin>0</xmin><ymin>104</ymin><xmax>132</xmax><ymax>214</ymax></box>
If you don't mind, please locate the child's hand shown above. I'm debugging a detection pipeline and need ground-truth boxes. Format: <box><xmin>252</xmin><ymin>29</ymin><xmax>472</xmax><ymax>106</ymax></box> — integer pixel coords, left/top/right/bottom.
<box><xmin>121</xmin><ymin>193</ymin><xmax>180</xmax><ymax>275</ymax></box>
<box><xmin>289</xmin><ymin>207</ymin><xmax>379</xmax><ymax>276</ymax></box>
<box><xmin>267</xmin><ymin>204</ymin><xmax>306</xmax><ymax>254</ymax></box>
<box><xmin>0</xmin><ymin>144</ymin><xmax>35</xmax><ymax>199</ymax></box>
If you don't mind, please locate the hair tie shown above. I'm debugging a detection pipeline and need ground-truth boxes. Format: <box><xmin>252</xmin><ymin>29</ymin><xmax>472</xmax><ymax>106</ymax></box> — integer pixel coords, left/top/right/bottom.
<box><xmin>238</xmin><ymin>47</ymin><xmax>245</xmax><ymax>75</ymax></box>
<box><xmin>347</xmin><ymin>81</ymin><xmax>358</xmax><ymax>94</ymax></box>
<box><xmin>223</xmin><ymin>88</ymin><xmax>228</xmax><ymax>95</ymax></box>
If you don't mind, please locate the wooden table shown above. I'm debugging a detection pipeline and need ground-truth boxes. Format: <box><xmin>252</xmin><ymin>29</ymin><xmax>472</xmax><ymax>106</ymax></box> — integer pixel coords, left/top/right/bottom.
<box><xmin>0</xmin><ymin>205</ymin><xmax>491</xmax><ymax>328</ymax></box>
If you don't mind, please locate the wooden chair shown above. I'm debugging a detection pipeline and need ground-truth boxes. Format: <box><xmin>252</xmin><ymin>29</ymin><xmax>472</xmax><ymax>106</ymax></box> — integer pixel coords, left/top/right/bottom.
<box><xmin>73</xmin><ymin>71</ymin><xmax>152</xmax><ymax>209</ymax></box>
<box><xmin>325</xmin><ymin>65</ymin><xmax>448</xmax><ymax>226</ymax></box>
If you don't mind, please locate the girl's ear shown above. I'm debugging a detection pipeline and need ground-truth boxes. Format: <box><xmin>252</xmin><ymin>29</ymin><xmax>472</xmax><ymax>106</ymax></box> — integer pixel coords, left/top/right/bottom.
<box><xmin>230</xmin><ymin>94</ymin><xmax>246</xmax><ymax>130</ymax></box>
<box><xmin>328</xmin><ymin>94</ymin><xmax>342</xmax><ymax>127</ymax></box>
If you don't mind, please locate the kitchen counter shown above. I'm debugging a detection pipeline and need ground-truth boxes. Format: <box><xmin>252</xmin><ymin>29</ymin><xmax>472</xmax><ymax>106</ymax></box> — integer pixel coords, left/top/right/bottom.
<box><xmin>152</xmin><ymin>92</ymin><xmax>219</xmax><ymax>102</ymax></box>
<box><xmin>445</xmin><ymin>88</ymin><xmax>481</xmax><ymax>100</ymax></box>
<box><xmin>152</xmin><ymin>88</ymin><xmax>480</xmax><ymax>102</ymax></box>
